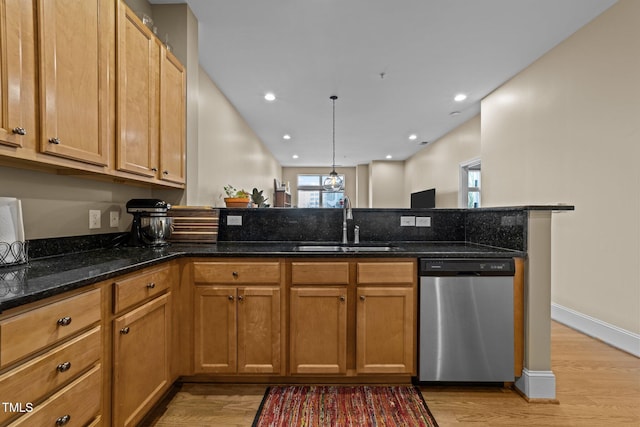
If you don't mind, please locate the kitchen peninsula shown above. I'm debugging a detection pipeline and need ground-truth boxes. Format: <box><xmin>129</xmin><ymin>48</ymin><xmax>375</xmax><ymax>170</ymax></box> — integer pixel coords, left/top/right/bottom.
<box><xmin>0</xmin><ymin>206</ymin><xmax>571</xmax><ymax>425</ymax></box>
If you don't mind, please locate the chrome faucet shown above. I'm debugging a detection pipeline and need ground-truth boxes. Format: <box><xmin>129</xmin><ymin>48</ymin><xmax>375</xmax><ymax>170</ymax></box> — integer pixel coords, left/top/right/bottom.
<box><xmin>342</xmin><ymin>196</ymin><xmax>353</xmax><ymax>244</ymax></box>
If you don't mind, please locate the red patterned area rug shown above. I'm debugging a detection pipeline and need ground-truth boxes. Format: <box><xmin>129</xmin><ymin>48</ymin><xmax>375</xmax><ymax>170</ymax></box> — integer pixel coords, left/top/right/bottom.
<box><xmin>252</xmin><ymin>385</ymin><xmax>438</xmax><ymax>427</ymax></box>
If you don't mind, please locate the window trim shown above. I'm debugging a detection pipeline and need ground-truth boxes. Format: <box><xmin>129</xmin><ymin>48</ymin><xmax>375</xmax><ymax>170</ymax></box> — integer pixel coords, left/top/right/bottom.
<box><xmin>459</xmin><ymin>158</ymin><xmax>481</xmax><ymax>208</ymax></box>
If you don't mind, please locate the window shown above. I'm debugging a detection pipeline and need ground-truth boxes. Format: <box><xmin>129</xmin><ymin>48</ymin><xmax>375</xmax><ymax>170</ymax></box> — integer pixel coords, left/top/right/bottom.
<box><xmin>460</xmin><ymin>159</ymin><xmax>481</xmax><ymax>208</ymax></box>
<box><xmin>297</xmin><ymin>174</ymin><xmax>345</xmax><ymax>208</ymax></box>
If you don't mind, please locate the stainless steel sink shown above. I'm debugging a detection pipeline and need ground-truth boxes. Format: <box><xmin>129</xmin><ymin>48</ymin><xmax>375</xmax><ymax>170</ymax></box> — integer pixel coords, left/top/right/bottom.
<box><xmin>294</xmin><ymin>244</ymin><xmax>401</xmax><ymax>252</ymax></box>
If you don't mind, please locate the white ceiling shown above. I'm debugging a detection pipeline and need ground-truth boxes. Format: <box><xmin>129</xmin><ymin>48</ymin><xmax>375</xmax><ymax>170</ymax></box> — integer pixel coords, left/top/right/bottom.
<box><xmin>150</xmin><ymin>0</ymin><xmax>616</xmax><ymax>167</ymax></box>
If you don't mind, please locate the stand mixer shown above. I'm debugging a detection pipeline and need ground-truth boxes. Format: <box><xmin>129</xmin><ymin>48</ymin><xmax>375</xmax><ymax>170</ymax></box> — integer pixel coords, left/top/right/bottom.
<box><xmin>126</xmin><ymin>199</ymin><xmax>172</xmax><ymax>247</ymax></box>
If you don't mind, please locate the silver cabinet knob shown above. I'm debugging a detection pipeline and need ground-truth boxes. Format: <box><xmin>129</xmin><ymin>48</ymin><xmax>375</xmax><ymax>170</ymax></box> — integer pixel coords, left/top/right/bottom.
<box><xmin>339</xmin><ymin>295</ymin><xmax>346</xmax><ymax>302</ymax></box>
<box><xmin>12</xmin><ymin>127</ymin><xmax>26</xmax><ymax>135</ymax></box>
<box><xmin>228</xmin><ymin>295</ymin><xmax>235</xmax><ymax>301</ymax></box>
<box><xmin>232</xmin><ymin>271</ymin><xmax>238</xmax><ymax>278</ymax></box>
<box><xmin>146</xmin><ymin>282</ymin><xmax>156</xmax><ymax>289</ymax></box>
<box><xmin>56</xmin><ymin>361</ymin><xmax>72</xmax><ymax>373</ymax></box>
<box><xmin>360</xmin><ymin>295</ymin><xmax>366</xmax><ymax>301</ymax></box>
<box><xmin>57</xmin><ymin>316</ymin><xmax>72</xmax><ymax>326</ymax></box>
<box><xmin>162</xmin><ymin>170</ymin><xmax>169</xmax><ymax>175</ymax></box>
<box><xmin>56</xmin><ymin>415</ymin><xmax>71</xmax><ymax>426</ymax></box>
<box><xmin>120</xmin><ymin>327</ymin><xmax>130</xmax><ymax>335</ymax></box>
<box><xmin>49</xmin><ymin>137</ymin><xmax>61</xmax><ymax>144</ymax></box>
<box><xmin>238</xmin><ymin>295</ymin><xmax>244</xmax><ymax>301</ymax></box>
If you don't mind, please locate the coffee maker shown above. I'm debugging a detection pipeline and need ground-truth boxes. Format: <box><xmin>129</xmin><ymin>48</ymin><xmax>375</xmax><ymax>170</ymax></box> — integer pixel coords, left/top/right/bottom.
<box><xmin>126</xmin><ymin>199</ymin><xmax>172</xmax><ymax>247</ymax></box>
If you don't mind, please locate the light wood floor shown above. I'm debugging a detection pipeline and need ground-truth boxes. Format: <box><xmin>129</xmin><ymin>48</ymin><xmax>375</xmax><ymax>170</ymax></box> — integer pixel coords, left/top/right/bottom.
<box><xmin>144</xmin><ymin>322</ymin><xmax>640</xmax><ymax>426</ymax></box>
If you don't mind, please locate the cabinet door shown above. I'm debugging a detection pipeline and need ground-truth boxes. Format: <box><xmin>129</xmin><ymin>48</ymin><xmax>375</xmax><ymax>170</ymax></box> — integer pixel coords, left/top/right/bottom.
<box><xmin>290</xmin><ymin>287</ymin><xmax>347</xmax><ymax>374</ymax></box>
<box><xmin>0</xmin><ymin>0</ymin><xmax>37</xmax><ymax>149</ymax></box>
<box><xmin>158</xmin><ymin>48</ymin><xmax>185</xmax><ymax>184</ymax></box>
<box><xmin>38</xmin><ymin>0</ymin><xmax>112</xmax><ymax>166</ymax></box>
<box><xmin>194</xmin><ymin>287</ymin><xmax>237</xmax><ymax>373</ymax></box>
<box><xmin>356</xmin><ymin>287</ymin><xmax>414</xmax><ymax>374</ymax></box>
<box><xmin>237</xmin><ymin>287</ymin><xmax>280</xmax><ymax>374</ymax></box>
<box><xmin>113</xmin><ymin>293</ymin><xmax>170</xmax><ymax>427</ymax></box>
<box><xmin>116</xmin><ymin>3</ymin><xmax>159</xmax><ymax>177</ymax></box>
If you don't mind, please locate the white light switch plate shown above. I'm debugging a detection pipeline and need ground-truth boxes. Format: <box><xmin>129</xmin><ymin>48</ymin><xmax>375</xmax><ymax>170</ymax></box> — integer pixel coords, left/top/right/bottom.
<box><xmin>416</xmin><ymin>216</ymin><xmax>431</xmax><ymax>227</ymax></box>
<box><xmin>400</xmin><ymin>216</ymin><xmax>416</xmax><ymax>226</ymax></box>
<box><xmin>227</xmin><ymin>215</ymin><xmax>242</xmax><ymax>226</ymax></box>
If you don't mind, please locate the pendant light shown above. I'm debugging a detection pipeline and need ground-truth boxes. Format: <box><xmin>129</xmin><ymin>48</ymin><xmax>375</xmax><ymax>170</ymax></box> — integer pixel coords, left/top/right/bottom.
<box><xmin>323</xmin><ymin>95</ymin><xmax>344</xmax><ymax>192</ymax></box>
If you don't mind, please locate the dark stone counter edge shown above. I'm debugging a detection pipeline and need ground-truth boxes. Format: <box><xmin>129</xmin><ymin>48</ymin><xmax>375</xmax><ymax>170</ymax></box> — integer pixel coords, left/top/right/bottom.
<box><xmin>0</xmin><ymin>244</ymin><xmax>525</xmax><ymax>313</ymax></box>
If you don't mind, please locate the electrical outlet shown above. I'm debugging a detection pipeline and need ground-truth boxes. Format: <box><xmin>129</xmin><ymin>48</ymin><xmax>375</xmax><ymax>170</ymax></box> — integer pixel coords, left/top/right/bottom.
<box><xmin>227</xmin><ymin>215</ymin><xmax>242</xmax><ymax>226</ymax></box>
<box><xmin>89</xmin><ymin>210</ymin><xmax>101</xmax><ymax>229</ymax></box>
<box><xmin>110</xmin><ymin>211</ymin><xmax>120</xmax><ymax>228</ymax></box>
<box><xmin>416</xmin><ymin>217</ymin><xmax>431</xmax><ymax>227</ymax></box>
<box><xmin>400</xmin><ymin>216</ymin><xmax>416</xmax><ymax>226</ymax></box>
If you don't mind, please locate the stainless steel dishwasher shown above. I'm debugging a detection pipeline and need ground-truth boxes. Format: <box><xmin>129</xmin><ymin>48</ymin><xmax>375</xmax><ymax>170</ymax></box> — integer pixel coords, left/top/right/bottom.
<box><xmin>419</xmin><ymin>258</ymin><xmax>515</xmax><ymax>382</ymax></box>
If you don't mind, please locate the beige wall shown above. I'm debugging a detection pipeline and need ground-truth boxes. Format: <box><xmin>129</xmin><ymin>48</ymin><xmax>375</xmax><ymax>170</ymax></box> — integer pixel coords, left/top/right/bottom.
<box><xmin>198</xmin><ymin>68</ymin><xmax>282</xmax><ymax>207</ymax></box>
<box><xmin>369</xmin><ymin>161</ymin><xmax>406</xmax><ymax>208</ymax></box>
<box><xmin>481</xmin><ymin>0</ymin><xmax>640</xmax><ymax>334</ymax></box>
<box><xmin>405</xmin><ymin>115</ymin><xmax>481</xmax><ymax>208</ymax></box>
<box><xmin>281</xmin><ymin>167</ymin><xmax>356</xmax><ymax>207</ymax></box>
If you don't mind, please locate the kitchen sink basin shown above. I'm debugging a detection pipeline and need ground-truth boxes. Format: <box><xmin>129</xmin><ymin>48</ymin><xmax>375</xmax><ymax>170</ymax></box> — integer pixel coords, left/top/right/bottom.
<box><xmin>294</xmin><ymin>244</ymin><xmax>401</xmax><ymax>252</ymax></box>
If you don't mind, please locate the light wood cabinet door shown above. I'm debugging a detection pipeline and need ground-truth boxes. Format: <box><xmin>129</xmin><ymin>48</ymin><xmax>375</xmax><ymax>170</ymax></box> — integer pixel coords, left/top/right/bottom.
<box><xmin>356</xmin><ymin>287</ymin><xmax>415</xmax><ymax>374</ymax></box>
<box><xmin>289</xmin><ymin>287</ymin><xmax>347</xmax><ymax>375</ymax></box>
<box><xmin>194</xmin><ymin>287</ymin><xmax>237</xmax><ymax>374</ymax></box>
<box><xmin>0</xmin><ymin>0</ymin><xmax>37</xmax><ymax>149</ymax></box>
<box><xmin>158</xmin><ymin>47</ymin><xmax>185</xmax><ymax>184</ymax></box>
<box><xmin>113</xmin><ymin>293</ymin><xmax>171</xmax><ymax>427</ymax></box>
<box><xmin>116</xmin><ymin>3</ymin><xmax>159</xmax><ymax>177</ymax></box>
<box><xmin>37</xmin><ymin>0</ymin><xmax>112</xmax><ymax>166</ymax></box>
<box><xmin>237</xmin><ymin>287</ymin><xmax>280</xmax><ymax>374</ymax></box>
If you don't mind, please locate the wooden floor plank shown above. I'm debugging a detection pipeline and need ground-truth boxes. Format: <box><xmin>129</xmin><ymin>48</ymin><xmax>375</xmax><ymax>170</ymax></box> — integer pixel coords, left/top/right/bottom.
<box><xmin>144</xmin><ymin>322</ymin><xmax>640</xmax><ymax>426</ymax></box>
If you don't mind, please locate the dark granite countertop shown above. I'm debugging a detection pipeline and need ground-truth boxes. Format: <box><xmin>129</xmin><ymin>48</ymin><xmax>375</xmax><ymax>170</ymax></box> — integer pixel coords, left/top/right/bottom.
<box><xmin>0</xmin><ymin>241</ymin><xmax>522</xmax><ymax>313</ymax></box>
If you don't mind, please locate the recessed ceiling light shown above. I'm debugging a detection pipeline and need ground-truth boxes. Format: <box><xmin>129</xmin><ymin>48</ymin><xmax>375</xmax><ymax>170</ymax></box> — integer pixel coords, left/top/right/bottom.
<box><xmin>408</xmin><ymin>134</ymin><xmax>417</xmax><ymax>141</ymax></box>
<box><xmin>292</xmin><ymin>154</ymin><xmax>299</xmax><ymax>159</ymax></box>
<box><xmin>454</xmin><ymin>93</ymin><xmax>467</xmax><ymax>102</ymax></box>
<box><xmin>283</xmin><ymin>134</ymin><xmax>291</xmax><ymax>140</ymax></box>
<box><xmin>450</xmin><ymin>111</ymin><xmax>461</xmax><ymax>116</ymax></box>
<box><xmin>264</xmin><ymin>92</ymin><xmax>276</xmax><ymax>101</ymax></box>
<box><xmin>386</xmin><ymin>155</ymin><xmax>393</xmax><ymax>159</ymax></box>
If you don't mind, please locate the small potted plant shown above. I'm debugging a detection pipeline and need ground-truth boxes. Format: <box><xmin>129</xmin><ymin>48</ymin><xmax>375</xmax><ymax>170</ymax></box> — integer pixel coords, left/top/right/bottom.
<box><xmin>223</xmin><ymin>185</ymin><xmax>251</xmax><ymax>208</ymax></box>
<box><xmin>250</xmin><ymin>188</ymin><xmax>269</xmax><ymax>208</ymax></box>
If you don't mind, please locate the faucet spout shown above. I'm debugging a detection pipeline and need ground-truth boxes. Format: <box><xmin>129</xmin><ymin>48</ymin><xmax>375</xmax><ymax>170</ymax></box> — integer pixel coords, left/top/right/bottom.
<box><xmin>342</xmin><ymin>196</ymin><xmax>352</xmax><ymax>244</ymax></box>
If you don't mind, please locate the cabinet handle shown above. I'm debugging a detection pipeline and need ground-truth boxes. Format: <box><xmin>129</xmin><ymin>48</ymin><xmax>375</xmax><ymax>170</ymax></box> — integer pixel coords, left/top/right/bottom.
<box><xmin>120</xmin><ymin>327</ymin><xmax>130</xmax><ymax>335</ymax></box>
<box><xmin>49</xmin><ymin>137</ymin><xmax>61</xmax><ymax>145</ymax></box>
<box><xmin>162</xmin><ymin>170</ymin><xmax>169</xmax><ymax>175</ymax></box>
<box><xmin>360</xmin><ymin>295</ymin><xmax>366</xmax><ymax>301</ymax></box>
<box><xmin>232</xmin><ymin>271</ymin><xmax>238</xmax><ymax>278</ymax></box>
<box><xmin>238</xmin><ymin>295</ymin><xmax>244</xmax><ymax>301</ymax></box>
<box><xmin>151</xmin><ymin>167</ymin><xmax>158</xmax><ymax>172</ymax></box>
<box><xmin>147</xmin><ymin>282</ymin><xmax>156</xmax><ymax>289</ymax></box>
<box><xmin>228</xmin><ymin>295</ymin><xmax>235</xmax><ymax>301</ymax></box>
<box><xmin>57</xmin><ymin>316</ymin><xmax>72</xmax><ymax>326</ymax></box>
<box><xmin>56</xmin><ymin>415</ymin><xmax>71</xmax><ymax>426</ymax></box>
<box><xmin>56</xmin><ymin>361</ymin><xmax>72</xmax><ymax>373</ymax></box>
<box><xmin>339</xmin><ymin>295</ymin><xmax>346</xmax><ymax>302</ymax></box>
<box><xmin>12</xmin><ymin>127</ymin><xmax>26</xmax><ymax>135</ymax></box>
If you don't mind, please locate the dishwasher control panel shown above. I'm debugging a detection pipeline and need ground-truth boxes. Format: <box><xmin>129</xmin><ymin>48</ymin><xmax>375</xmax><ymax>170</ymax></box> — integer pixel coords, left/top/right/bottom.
<box><xmin>420</xmin><ymin>258</ymin><xmax>515</xmax><ymax>276</ymax></box>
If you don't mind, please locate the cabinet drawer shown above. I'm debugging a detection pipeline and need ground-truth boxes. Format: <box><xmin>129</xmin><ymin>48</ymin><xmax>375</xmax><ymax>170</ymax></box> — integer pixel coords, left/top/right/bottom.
<box><xmin>0</xmin><ymin>289</ymin><xmax>101</xmax><ymax>367</ymax></box>
<box><xmin>291</xmin><ymin>262</ymin><xmax>349</xmax><ymax>285</ymax></box>
<box><xmin>9</xmin><ymin>364</ymin><xmax>101</xmax><ymax>427</ymax></box>
<box><xmin>0</xmin><ymin>327</ymin><xmax>101</xmax><ymax>425</ymax></box>
<box><xmin>193</xmin><ymin>262</ymin><xmax>281</xmax><ymax>284</ymax></box>
<box><xmin>113</xmin><ymin>265</ymin><xmax>171</xmax><ymax>313</ymax></box>
<box><xmin>357</xmin><ymin>261</ymin><xmax>415</xmax><ymax>285</ymax></box>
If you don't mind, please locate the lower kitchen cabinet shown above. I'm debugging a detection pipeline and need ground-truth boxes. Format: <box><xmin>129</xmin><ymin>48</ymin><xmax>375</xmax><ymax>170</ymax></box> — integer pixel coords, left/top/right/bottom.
<box><xmin>289</xmin><ymin>287</ymin><xmax>348</xmax><ymax>374</ymax></box>
<box><xmin>194</xmin><ymin>286</ymin><xmax>281</xmax><ymax>374</ymax></box>
<box><xmin>112</xmin><ymin>293</ymin><xmax>171</xmax><ymax>427</ymax></box>
<box><xmin>356</xmin><ymin>287</ymin><xmax>414</xmax><ymax>374</ymax></box>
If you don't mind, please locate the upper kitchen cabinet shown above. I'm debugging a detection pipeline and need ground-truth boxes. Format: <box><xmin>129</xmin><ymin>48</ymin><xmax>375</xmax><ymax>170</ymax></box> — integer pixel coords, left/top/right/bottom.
<box><xmin>158</xmin><ymin>48</ymin><xmax>186</xmax><ymax>185</ymax></box>
<box><xmin>37</xmin><ymin>0</ymin><xmax>113</xmax><ymax>167</ymax></box>
<box><xmin>0</xmin><ymin>0</ymin><xmax>37</xmax><ymax>150</ymax></box>
<box><xmin>115</xmin><ymin>3</ymin><xmax>160</xmax><ymax>179</ymax></box>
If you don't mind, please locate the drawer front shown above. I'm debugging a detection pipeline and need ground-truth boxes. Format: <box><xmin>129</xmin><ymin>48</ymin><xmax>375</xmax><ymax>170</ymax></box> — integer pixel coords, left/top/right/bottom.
<box><xmin>291</xmin><ymin>262</ymin><xmax>350</xmax><ymax>285</ymax></box>
<box><xmin>193</xmin><ymin>262</ymin><xmax>281</xmax><ymax>284</ymax></box>
<box><xmin>9</xmin><ymin>364</ymin><xmax>101</xmax><ymax>427</ymax></box>
<box><xmin>0</xmin><ymin>289</ymin><xmax>101</xmax><ymax>367</ymax></box>
<box><xmin>357</xmin><ymin>261</ymin><xmax>415</xmax><ymax>285</ymax></box>
<box><xmin>114</xmin><ymin>265</ymin><xmax>171</xmax><ymax>313</ymax></box>
<box><xmin>0</xmin><ymin>327</ymin><xmax>101</xmax><ymax>425</ymax></box>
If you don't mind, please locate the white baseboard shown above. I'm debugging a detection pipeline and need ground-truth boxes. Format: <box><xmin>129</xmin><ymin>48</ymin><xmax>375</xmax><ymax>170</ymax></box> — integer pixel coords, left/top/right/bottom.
<box><xmin>551</xmin><ymin>303</ymin><xmax>640</xmax><ymax>357</ymax></box>
<box><xmin>515</xmin><ymin>369</ymin><xmax>556</xmax><ymax>399</ymax></box>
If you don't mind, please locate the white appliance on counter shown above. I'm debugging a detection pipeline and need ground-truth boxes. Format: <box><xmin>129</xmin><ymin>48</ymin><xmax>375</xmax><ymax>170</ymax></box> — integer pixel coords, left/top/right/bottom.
<box><xmin>0</xmin><ymin>197</ymin><xmax>26</xmax><ymax>266</ymax></box>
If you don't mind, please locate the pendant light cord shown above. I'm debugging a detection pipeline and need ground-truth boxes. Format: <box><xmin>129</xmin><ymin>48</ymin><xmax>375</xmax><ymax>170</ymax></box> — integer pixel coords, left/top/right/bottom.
<box><xmin>331</xmin><ymin>95</ymin><xmax>337</xmax><ymax>171</ymax></box>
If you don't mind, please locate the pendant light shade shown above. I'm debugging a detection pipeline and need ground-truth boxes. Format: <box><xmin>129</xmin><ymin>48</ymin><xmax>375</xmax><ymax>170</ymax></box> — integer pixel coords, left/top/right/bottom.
<box><xmin>323</xmin><ymin>95</ymin><xmax>344</xmax><ymax>192</ymax></box>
